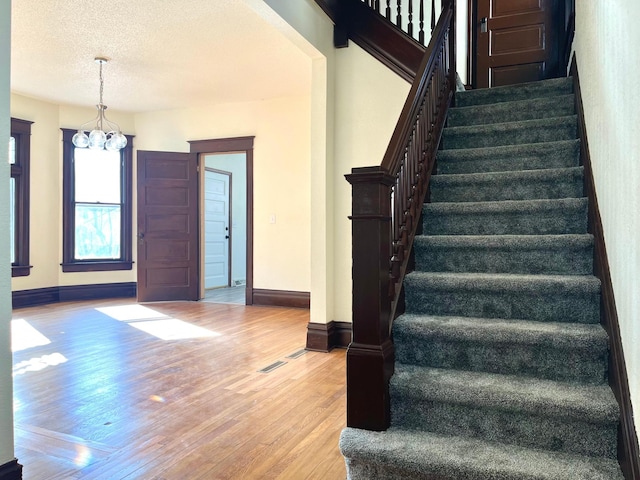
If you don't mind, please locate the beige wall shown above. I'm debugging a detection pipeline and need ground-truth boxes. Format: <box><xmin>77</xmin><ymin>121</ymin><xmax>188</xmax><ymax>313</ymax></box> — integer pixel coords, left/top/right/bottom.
<box><xmin>255</xmin><ymin>0</ymin><xmax>338</xmax><ymax>325</ymax></box>
<box><xmin>261</xmin><ymin>0</ymin><xmax>410</xmax><ymax>325</ymax></box>
<box><xmin>0</xmin><ymin>0</ymin><xmax>14</xmax><ymax>466</ymax></box>
<box><xmin>573</xmin><ymin>0</ymin><xmax>640</xmax><ymax>437</ymax></box>
<box><xmin>332</xmin><ymin>45</ymin><xmax>410</xmax><ymax>322</ymax></box>
<box><xmin>134</xmin><ymin>95</ymin><xmax>312</xmax><ymax>293</ymax></box>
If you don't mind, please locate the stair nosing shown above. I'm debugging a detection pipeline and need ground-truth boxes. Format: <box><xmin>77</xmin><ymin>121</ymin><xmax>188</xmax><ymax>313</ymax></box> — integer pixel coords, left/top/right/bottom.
<box><xmin>414</xmin><ymin>233</ymin><xmax>594</xmax><ymax>249</ymax></box>
<box><xmin>448</xmin><ymin>93</ymin><xmax>575</xmax><ymax>115</ymax></box>
<box><xmin>443</xmin><ymin>114</ymin><xmax>577</xmax><ymax>135</ymax></box>
<box><xmin>423</xmin><ymin>197</ymin><xmax>587</xmax><ymax>213</ymax></box>
<box><xmin>436</xmin><ymin>138</ymin><xmax>580</xmax><ymax>158</ymax></box>
<box><xmin>404</xmin><ymin>271</ymin><xmax>601</xmax><ymax>294</ymax></box>
<box><xmin>394</xmin><ymin>314</ymin><xmax>607</xmax><ymax>349</ymax></box>
<box><xmin>430</xmin><ymin>166</ymin><xmax>584</xmax><ymax>185</ymax></box>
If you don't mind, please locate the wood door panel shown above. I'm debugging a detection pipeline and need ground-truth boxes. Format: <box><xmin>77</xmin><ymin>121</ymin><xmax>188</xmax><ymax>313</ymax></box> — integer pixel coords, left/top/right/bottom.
<box><xmin>144</xmin><ymin>159</ymin><xmax>191</xmax><ymax>180</ymax></box>
<box><xmin>137</xmin><ymin>150</ymin><xmax>199</xmax><ymax>302</ymax></box>
<box><xmin>144</xmin><ymin>186</ymin><xmax>190</xmax><ymax>206</ymax></box>
<box><xmin>493</xmin><ymin>0</ymin><xmax>542</xmax><ymax>17</ymax></box>
<box><xmin>492</xmin><ymin>62</ymin><xmax>544</xmax><ymax>86</ymax></box>
<box><xmin>146</xmin><ymin>267</ymin><xmax>190</xmax><ymax>286</ymax></box>
<box><xmin>476</xmin><ymin>0</ymin><xmax>559</xmax><ymax>88</ymax></box>
<box><xmin>145</xmin><ymin>214</ymin><xmax>191</xmax><ymax>234</ymax></box>
<box><xmin>491</xmin><ymin>24</ymin><xmax>544</xmax><ymax>55</ymax></box>
<box><xmin>146</xmin><ymin>240</ymin><xmax>190</xmax><ymax>261</ymax></box>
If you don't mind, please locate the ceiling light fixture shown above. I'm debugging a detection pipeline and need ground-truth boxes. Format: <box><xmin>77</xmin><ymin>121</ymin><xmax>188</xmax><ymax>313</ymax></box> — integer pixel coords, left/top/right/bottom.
<box><xmin>72</xmin><ymin>57</ymin><xmax>127</xmax><ymax>151</ymax></box>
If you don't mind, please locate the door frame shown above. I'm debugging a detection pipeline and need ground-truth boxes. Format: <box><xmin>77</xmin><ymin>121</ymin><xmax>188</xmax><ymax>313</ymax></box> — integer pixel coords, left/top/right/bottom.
<box><xmin>468</xmin><ymin>0</ymin><xmax>477</xmax><ymax>88</ymax></box>
<box><xmin>189</xmin><ymin>136</ymin><xmax>255</xmax><ymax>305</ymax></box>
<box><xmin>204</xmin><ymin>167</ymin><xmax>232</xmax><ymax>289</ymax></box>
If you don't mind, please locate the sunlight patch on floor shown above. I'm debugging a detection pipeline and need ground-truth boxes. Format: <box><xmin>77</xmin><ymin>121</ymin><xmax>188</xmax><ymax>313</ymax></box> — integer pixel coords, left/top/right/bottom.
<box><xmin>13</xmin><ymin>353</ymin><xmax>68</xmax><ymax>376</ymax></box>
<box><xmin>11</xmin><ymin>319</ymin><xmax>51</xmax><ymax>352</ymax></box>
<box><xmin>96</xmin><ymin>304</ymin><xmax>169</xmax><ymax>322</ymax></box>
<box><xmin>127</xmin><ymin>319</ymin><xmax>221</xmax><ymax>340</ymax></box>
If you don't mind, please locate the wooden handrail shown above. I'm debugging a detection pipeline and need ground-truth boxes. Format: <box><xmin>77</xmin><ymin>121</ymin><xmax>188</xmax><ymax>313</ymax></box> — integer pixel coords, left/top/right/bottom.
<box><xmin>345</xmin><ymin>0</ymin><xmax>455</xmax><ymax>431</ymax></box>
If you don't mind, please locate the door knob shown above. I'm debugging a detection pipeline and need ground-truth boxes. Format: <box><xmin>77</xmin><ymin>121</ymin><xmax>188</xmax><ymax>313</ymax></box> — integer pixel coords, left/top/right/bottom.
<box><xmin>480</xmin><ymin>17</ymin><xmax>488</xmax><ymax>33</ymax></box>
<box><xmin>225</xmin><ymin>235</ymin><xmax>229</xmax><ymax>239</ymax></box>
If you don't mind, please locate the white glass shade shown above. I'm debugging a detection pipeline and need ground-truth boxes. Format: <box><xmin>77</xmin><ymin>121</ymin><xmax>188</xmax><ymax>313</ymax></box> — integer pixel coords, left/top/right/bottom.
<box><xmin>72</xmin><ymin>130</ymin><xmax>90</xmax><ymax>148</ymax></box>
<box><xmin>88</xmin><ymin>129</ymin><xmax>107</xmax><ymax>150</ymax></box>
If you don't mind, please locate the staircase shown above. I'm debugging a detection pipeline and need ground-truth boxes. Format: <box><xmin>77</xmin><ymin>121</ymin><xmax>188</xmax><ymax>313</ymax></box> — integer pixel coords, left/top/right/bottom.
<box><xmin>340</xmin><ymin>77</ymin><xmax>625</xmax><ymax>479</ymax></box>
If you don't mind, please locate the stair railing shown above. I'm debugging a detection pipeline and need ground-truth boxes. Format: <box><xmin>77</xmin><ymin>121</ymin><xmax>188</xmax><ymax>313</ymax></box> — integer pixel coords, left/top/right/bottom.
<box><xmin>345</xmin><ymin>0</ymin><xmax>455</xmax><ymax>431</ymax></box>
<box><xmin>361</xmin><ymin>0</ymin><xmax>443</xmax><ymax>45</ymax></box>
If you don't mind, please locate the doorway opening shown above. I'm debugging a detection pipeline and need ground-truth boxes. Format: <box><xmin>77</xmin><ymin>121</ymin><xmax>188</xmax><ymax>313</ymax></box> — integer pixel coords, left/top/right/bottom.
<box><xmin>190</xmin><ymin>137</ymin><xmax>255</xmax><ymax>305</ymax></box>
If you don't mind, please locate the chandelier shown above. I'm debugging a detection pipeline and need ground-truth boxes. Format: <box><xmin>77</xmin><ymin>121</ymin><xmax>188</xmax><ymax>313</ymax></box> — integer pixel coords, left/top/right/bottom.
<box><xmin>72</xmin><ymin>57</ymin><xmax>127</xmax><ymax>151</ymax></box>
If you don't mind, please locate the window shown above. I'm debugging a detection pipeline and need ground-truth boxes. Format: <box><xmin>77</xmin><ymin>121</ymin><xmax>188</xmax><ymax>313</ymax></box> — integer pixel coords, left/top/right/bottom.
<box><xmin>10</xmin><ymin>118</ymin><xmax>33</xmax><ymax>277</ymax></box>
<box><xmin>61</xmin><ymin>128</ymin><xmax>133</xmax><ymax>272</ymax></box>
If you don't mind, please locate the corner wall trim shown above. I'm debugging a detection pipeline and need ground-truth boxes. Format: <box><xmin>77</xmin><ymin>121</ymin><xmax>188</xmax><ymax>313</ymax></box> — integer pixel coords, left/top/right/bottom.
<box><xmin>12</xmin><ymin>282</ymin><xmax>137</xmax><ymax>309</ymax></box>
<box><xmin>306</xmin><ymin>321</ymin><xmax>352</xmax><ymax>352</ymax></box>
<box><xmin>0</xmin><ymin>459</ymin><xmax>22</xmax><ymax>480</ymax></box>
<box><xmin>252</xmin><ymin>289</ymin><xmax>310</xmax><ymax>309</ymax></box>
<box><xmin>571</xmin><ymin>56</ymin><xmax>640</xmax><ymax>480</ymax></box>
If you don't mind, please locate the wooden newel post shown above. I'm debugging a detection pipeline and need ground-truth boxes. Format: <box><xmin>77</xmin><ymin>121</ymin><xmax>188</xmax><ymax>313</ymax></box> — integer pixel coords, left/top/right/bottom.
<box><xmin>345</xmin><ymin>165</ymin><xmax>396</xmax><ymax>431</ymax></box>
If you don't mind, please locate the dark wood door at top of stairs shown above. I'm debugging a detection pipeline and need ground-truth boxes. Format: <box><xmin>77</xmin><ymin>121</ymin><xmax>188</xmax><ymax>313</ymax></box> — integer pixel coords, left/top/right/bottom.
<box><xmin>476</xmin><ymin>0</ymin><xmax>560</xmax><ymax>88</ymax></box>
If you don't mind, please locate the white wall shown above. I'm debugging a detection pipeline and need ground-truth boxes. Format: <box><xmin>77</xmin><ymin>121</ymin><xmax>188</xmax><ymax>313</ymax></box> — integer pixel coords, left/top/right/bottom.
<box><xmin>573</xmin><ymin>0</ymin><xmax>640</xmax><ymax>438</ymax></box>
<box><xmin>0</xmin><ymin>0</ymin><xmax>15</xmax><ymax>466</ymax></box>
<box><xmin>204</xmin><ymin>153</ymin><xmax>247</xmax><ymax>286</ymax></box>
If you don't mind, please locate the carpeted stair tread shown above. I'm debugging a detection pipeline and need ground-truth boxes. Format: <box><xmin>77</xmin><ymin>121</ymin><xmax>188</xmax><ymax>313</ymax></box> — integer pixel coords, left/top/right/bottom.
<box><xmin>390</xmin><ymin>365</ymin><xmax>618</xmax><ymax>458</ymax></box>
<box><xmin>393</xmin><ymin>314</ymin><xmax>608</xmax><ymax>383</ymax></box>
<box><xmin>447</xmin><ymin>94</ymin><xmax>575</xmax><ymax>127</ymax></box>
<box><xmin>430</xmin><ymin>167</ymin><xmax>584</xmax><ymax>202</ymax></box>
<box><xmin>423</xmin><ymin>197</ymin><xmax>588</xmax><ymax>236</ymax></box>
<box><xmin>340</xmin><ymin>428</ymin><xmax>623</xmax><ymax>480</ymax></box>
<box><xmin>391</xmin><ymin>365</ymin><xmax>618</xmax><ymax>424</ymax></box>
<box><xmin>413</xmin><ymin>234</ymin><xmax>593</xmax><ymax>275</ymax></box>
<box><xmin>455</xmin><ymin>76</ymin><xmax>573</xmax><ymax>107</ymax></box>
<box><xmin>436</xmin><ymin>139</ymin><xmax>580</xmax><ymax>174</ymax></box>
<box><xmin>404</xmin><ymin>271</ymin><xmax>600</xmax><ymax>324</ymax></box>
<box><xmin>442</xmin><ymin>115</ymin><xmax>577</xmax><ymax>149</ymax></box>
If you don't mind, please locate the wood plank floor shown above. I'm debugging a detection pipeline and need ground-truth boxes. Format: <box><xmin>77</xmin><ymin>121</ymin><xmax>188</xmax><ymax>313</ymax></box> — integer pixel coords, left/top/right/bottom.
<box><xmin>11</xmin><ymin>299</ymin><xmax>346</xmax><ymax>479</ymax></box>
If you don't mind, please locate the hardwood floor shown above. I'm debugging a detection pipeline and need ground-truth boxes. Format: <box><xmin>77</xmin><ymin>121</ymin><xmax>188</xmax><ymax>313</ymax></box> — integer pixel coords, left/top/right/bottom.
<box><xmin>11</xmin><ymin>299</ymin><xmax>346</xmax><ymax>479</ymax></box>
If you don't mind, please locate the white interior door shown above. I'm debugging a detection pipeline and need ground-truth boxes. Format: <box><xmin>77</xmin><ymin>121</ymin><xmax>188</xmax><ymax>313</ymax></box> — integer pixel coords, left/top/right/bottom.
<box><xmin>204</xmin><ymin>169</ymin><xmax>230</xmax><ymax>289</ymax></box>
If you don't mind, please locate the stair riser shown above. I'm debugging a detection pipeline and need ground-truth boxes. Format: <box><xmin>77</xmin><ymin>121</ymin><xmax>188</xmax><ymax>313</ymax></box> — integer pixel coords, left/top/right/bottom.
<box><xmin>423</xmin><ymin>208</ymin><xmax>588</xmax><ymax>236</ymax></box>
<box><xmin>442</xmin><ymin>121</ymin><xmax>577</xmax><ymax>150</ymax></box>
<box><xmin>447</xmin><ymin>97</ymin><xmax>575</xmax><ymax>127</ymax></box>
<box><xmin>391</xmin><ymin>399</ymin><xmax>617</xmax><ymax>459</ymax></box>
<box><xmin>414</xmin><ymin>244</ymin><xmax>593</xmax><ymax>275</ymax></box>
<box><xmin>437</xmin><ymin>141</ymin><xmax>580</xmax><ymax>174</ymax></box>
<box><xmin>430</xmin><ymin>176</ymin><xmax>583</xmax><ymax>203</ymax></box>
<box><xmin>394</xmin><ymin>337</ymin><xmax>607</xmax><ymax>384</ymax></box>
<box><xmin>456</xmin><ymin>78</ymin><xmax>573</xmax><ymax>107</ymax></box>
<box><xmin>403</xmin><ymin>286</ymin><xmax>600</xmax><ymax>324</ymax></box>
<box><xmin>344</xmin><ymin>459</ymin><xmax>430</xmax><ymax>480</ymax></box>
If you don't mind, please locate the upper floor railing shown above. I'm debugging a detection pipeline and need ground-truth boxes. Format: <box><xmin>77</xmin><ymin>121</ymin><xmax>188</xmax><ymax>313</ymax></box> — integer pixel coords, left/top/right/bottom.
<box><xmin>361</xmin><ymin>0</ymin><xmax>443</xmax><ymax>45</ymax></box>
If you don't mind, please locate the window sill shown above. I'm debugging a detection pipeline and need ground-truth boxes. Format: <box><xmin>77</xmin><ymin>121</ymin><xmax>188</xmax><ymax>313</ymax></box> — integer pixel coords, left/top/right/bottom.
<box><xmin>61</xmin><ymin>261</ymin><xmax>133</xmax><ymax>273</ymax></box>
<box><xmin>12</xmin><ymin>265</ymin><xmax>33</xmax><ymax>277</ymax></box>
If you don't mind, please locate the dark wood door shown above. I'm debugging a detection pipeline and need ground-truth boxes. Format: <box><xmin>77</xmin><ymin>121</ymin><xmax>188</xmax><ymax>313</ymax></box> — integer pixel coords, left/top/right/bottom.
<box><xmin>476</xmin><ymin>0</ymin><xmax>560</xmax><ymax>88</ymax></box>
<box><xmin>137</xmin><ymin>151</ymin><xmax>199</xmax><ymax>302</ymax></box>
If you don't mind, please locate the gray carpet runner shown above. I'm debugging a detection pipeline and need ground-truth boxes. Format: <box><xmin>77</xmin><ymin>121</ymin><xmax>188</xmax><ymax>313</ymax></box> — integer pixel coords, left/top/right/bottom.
<box><xmin>340</xmin><ymin>77</ymin><xmax>624</xmax><ymax>479</ymax></box>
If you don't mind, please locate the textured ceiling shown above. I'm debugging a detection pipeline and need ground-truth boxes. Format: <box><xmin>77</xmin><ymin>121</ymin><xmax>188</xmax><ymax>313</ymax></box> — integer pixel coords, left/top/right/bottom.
<box><xmin>10</xmin><ymin>0</ymin><xmax>312</xmax><ymax>113</ymax></box>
